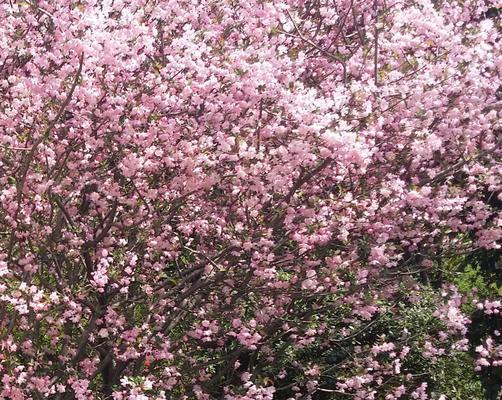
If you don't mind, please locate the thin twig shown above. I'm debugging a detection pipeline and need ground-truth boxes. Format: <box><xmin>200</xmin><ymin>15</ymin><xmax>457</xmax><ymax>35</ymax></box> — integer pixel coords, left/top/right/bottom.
<box><xmin>286</xmin><ymin>10</ymin><xmax>347</xmax><ymax>83</ymax></box>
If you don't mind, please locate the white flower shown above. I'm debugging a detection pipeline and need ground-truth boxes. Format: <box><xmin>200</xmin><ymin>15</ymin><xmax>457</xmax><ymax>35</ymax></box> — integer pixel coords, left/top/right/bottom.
<box><xmin>143</xmin><ymin>378</ymin><xmax>153</xmax><ymax>391</ymax></box>
<box><xmin>120</xmin><ymin>377</ymin><xmax>132</xmax><ymax>387</ymax></box>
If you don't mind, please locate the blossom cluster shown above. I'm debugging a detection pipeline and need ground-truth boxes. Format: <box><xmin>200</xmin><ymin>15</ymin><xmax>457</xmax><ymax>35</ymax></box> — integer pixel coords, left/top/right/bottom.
<box><xmin>0</xmin><ymin>0</ymin><xmax>500</xmax><ymax>398</ymax></box>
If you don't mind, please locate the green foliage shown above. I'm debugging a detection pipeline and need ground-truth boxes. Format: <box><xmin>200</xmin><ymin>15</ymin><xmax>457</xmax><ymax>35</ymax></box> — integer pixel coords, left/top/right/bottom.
<box><xmin>430</xmin><ymin>353</ymin><xmax>484</xmax><ymax>400</ymax></box>
<box><xmin>445</xmin><ymin>254</ymin><xmax>502</xmax><ymax>298</ymax></box>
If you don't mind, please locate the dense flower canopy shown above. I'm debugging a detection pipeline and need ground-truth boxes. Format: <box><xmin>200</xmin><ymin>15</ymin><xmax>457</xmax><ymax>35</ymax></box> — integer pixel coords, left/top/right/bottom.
<box><xmin>0</xmin><ymin>0</ymin><xmax>500</xmax><ymax>399</ymax></box>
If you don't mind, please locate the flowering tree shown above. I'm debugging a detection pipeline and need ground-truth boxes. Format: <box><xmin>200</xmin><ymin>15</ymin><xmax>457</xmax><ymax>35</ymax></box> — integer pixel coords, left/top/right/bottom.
<box><xmin>0</xmin><ymin>0</ymin><xmax>500</xmax><ymax>399</ymax></box>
